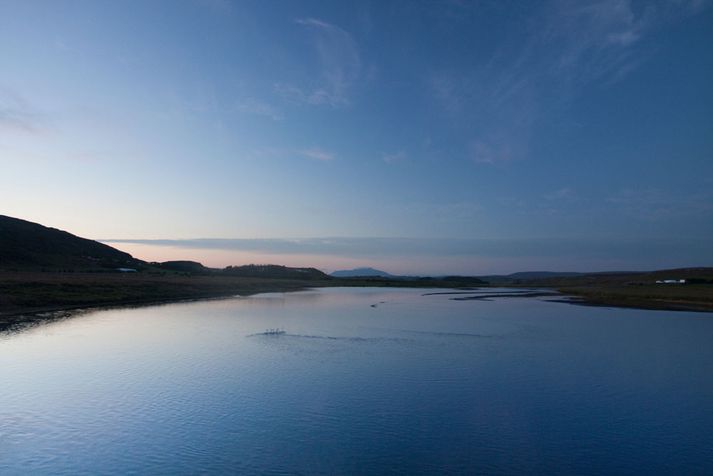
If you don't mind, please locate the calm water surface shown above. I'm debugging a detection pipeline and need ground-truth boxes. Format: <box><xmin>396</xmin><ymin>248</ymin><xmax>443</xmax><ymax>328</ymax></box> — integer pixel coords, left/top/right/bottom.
<box><xmin>1</xmin><ymin>287</ymin><xmax>713</xmax><ymax>475</ymax></box>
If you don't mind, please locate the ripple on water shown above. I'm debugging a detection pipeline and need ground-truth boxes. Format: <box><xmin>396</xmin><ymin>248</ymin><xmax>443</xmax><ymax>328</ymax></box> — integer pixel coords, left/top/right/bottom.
<box><xmin>1</xmin><ymin>288</ymin><xmax>713</xmax><ymax>475</ymax></box>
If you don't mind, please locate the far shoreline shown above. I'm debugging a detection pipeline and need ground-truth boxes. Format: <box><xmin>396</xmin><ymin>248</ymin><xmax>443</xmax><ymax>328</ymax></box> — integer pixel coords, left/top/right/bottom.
<box><xmin>2</xmin><ymin>276</ymin><xmax>712</xmax><ymax>334</ymax></box>
<box><xmin>0</xmin><ymin>277</ymin><xmax>320</xmax><ymax>333</ymax></box>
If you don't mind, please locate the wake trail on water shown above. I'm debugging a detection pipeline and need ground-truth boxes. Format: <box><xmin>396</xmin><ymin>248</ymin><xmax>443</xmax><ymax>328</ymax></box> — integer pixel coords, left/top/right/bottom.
<box><xmin>245</xmin><ymin>332</ymin><xmax>413</xmax><ymax>343</ymax></box>
<box><xmin>247</xmin><ymin>329</ymin><xmax>500</xmax><ymax>341</ymax></box>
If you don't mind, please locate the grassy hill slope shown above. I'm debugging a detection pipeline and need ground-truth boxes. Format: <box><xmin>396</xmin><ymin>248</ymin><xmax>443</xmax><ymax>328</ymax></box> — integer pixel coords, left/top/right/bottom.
<box><xmin>0</xmin><ymin>215</ymin><xmax>143</xmax><ymax>271</ymax></box>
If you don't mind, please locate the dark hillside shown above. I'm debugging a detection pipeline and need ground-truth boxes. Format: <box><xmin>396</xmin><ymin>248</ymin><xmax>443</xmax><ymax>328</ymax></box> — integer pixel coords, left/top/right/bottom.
<box><xmin>155</xmin><ymin>261</ymin><xmax>210</xmax><ymax>275</ymax></box>
<box><xmin>0</xmin><ymin>215</ymin><xmax>143</xmax><ymax>271</ymax></box>
<box><xmin>222</xmin><ymin>264</ymin><xmax>330</xmax><ymax>280</ymax></box>
<box><xmin>331</xmin><ymin>267</ymin><xmax>393</xmax><ymax>278</ymax></box>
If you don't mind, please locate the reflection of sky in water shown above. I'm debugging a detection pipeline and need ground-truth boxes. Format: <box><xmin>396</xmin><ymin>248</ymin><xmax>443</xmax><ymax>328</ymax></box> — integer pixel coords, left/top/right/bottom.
<box><xmin>2</xmin><ymin>288</ymin><xmax>713</xmax><ymax>474</ymax></box>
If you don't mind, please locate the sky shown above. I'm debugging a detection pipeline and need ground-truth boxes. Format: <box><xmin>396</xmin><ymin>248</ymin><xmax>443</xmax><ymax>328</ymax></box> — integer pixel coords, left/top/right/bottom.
<box><xmin>1</xmin><ymin>0</ymin><xmax>712</xmax><ymax>274</ymax></box>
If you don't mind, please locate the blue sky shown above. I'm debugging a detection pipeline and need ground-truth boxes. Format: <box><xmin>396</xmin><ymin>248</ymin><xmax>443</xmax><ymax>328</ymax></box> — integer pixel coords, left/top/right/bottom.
<box><xmin>1</xmin><ymin>0</ymin><xmax>712</xmax><ymax>274</ymax></box>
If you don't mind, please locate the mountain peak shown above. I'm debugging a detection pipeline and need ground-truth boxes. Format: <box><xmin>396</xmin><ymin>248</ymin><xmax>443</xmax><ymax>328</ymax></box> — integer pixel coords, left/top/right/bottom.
<box><xmin>330</xmin><ymin>267</ymin><xmax>393</xmax><ymax>278</ymax></box>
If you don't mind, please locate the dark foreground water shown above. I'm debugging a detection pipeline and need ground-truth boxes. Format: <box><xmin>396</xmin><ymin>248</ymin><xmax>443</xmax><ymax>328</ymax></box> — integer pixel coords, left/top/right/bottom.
<box><xmin>1</xmin><ymin>287</ymin><xmax>713</xmax><ymax>475</ymax></box>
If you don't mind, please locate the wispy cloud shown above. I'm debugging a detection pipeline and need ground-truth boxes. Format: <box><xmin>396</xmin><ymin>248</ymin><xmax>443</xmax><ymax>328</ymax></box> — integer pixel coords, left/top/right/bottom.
<box><xmin>430</xmin><ymin>0</ymin><xmax>710</xmax><ymax>165</ymax></box>
<box><xmin>544</xmin><ymin>187</ymin><xmax>576</xmax><ymax>201</ymax></box>
<box><xmin>103</xmin><ymin>236</ymin><xmax>713</xmax><ymax>267</ymax></box>
<box><xmin>249</xmin><ymin>146</ymin><xmax>337</xmax><ymax>162</ymax></box>
<box><xmin>382</xmin><ymin>150</ymin><xmax>406</xmax><ymax>164</ymax></box>
<box><xmin>275</xmin><ymin>18</ymin><xmax>361</xmax><ymax>107</ymax></box>
<box><xmin>540</xmin><ymin>0</ymin><xmax>649</xmax><ymax>86</ymax></box>
<box><xmin>194</xmin><ymin>0</ymin><xmax>234</xmax><ymax>14</ymax></box>
<box><xmin>606</xmin><ymin>187</ymin><xmax>713</xmax><ymax>222</ymax></box>
<box><xmin>300</xmin><ymin>147</ymin><xmax>335</xmax><ymax>162</ymax></box>
<box><xmin>236</xmin><ymin>97</ymin><xmax>283</xmax><ymax>121</ymax></box>
<box><xmin>468</xmin><ymin>140</ymin><xmax>515</xmax><ymax>165</ymax></box>
<box><xmin>0</xmin><ymin>88</ymin><xmax>45</xmax><ymax>134</ymax></box>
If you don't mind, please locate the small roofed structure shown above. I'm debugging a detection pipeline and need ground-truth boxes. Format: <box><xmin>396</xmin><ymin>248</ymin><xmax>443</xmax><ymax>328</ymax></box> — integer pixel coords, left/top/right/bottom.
<box><xmin>116</xmin><ymin>268</ymin><xmax>138</xmax><ymax>273</ymax></box>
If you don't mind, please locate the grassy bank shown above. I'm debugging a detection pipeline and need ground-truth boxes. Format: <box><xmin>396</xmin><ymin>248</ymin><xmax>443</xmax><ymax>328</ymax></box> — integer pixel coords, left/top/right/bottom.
<box><xmin>0</xmin><ymin>272</ymin><xmax>326</xmax><ymax>328</ymax></box>
<box><xmin>496</xmin><ymin>268</ymin><xmax>713</xmax><ymax>313</ymax></box>
<box><xmin>2</xmin><ymin>270</ymin><xmax>711</xmax><ymax>332</ymax></box>
<box><xmin>557</xmin><ymin>284</ymin><xmax>713</xmax><ymax>313</ymax></box>
<box><xmin>0</xmin><ymin>271</ymin><xmax>485</xmax><ymax>331</ymax></box>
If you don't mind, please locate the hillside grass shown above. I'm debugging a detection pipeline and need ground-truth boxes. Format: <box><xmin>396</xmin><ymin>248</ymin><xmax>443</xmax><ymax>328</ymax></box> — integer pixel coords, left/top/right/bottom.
<box><xmin>2</xmin><ymin>268</ymin><xmax>711</xmax><ymax>332</ymax></box>
<box><xmin>559</xmin><ymin>284</ymin><xmax>713</xmax><ymax>312</ymax></box>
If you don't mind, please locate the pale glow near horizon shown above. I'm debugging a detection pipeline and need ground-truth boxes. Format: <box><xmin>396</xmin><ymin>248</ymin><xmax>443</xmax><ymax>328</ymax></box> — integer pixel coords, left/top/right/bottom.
<box><xmin>108</xmin><ymin>242</ymin><xmax>646</xmax><ymax>276</ymax></box>
<box><xmin>112</xmin><ymin>242</ymin><xmax>387</xmax><ymax>274</ymax></box>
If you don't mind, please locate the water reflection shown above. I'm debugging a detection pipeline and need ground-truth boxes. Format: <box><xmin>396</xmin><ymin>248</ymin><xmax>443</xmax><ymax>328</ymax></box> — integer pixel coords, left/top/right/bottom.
<box><xmin>1</xmin><ymin>288</ymin><xmax>712</xmax><ymax>475</ymax></box>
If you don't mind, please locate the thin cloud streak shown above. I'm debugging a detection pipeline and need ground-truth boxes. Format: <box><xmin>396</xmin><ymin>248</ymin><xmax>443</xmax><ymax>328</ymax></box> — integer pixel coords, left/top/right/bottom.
<box><xmin>606</xmin><ymin>187</ymin><xmax>713</xmax><ymax>222</ymax></box>
<box><xmin>382</xmin><ymin>150</ymin><xmax>406</xmax><ymax>163</ymax></box>
<box><xmin>103</xmin><ymin>236</ymin><xmax>713</xmax><ymax>264</ymax></box>
<box><xmin>0</xmin><ymin>89</ymin><xmax>45</xmax><ymax>134</ymax></box>
<box><xmin>430</xmin><ymin>0</ymin><xmax>711</xmax><ymax>165</ymax></box>
<box><xmin>236</xmin><ymin>98</ymin><xmax>283</xmax><ymax>121</ymax></box>
<box><xmin>194</xmin><ymin>0</ymin><xmax>234</xmax><ymax>14</ymax></box>
<box><xmin>275</xmin><ymin>18</ymin><xmax>361</xmax><ymax>107</ymax></box>
<box><xmin>300</xmin><ymin>147</ymin><xmax>334</xmax><ymax>161</ymax></box>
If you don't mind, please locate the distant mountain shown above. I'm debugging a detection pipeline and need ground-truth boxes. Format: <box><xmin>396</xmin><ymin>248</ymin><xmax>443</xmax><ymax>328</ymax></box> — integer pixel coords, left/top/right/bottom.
<box><xmin>222</xmin><ymin>264</ymin><xmax>330</xmax><ymax>280</ymax></box>
<box><xmin>331</xmin><ymin>267</ymin><xmax>394</xmax><ymax>278</ymax></box>
<box><xmin>0</xmin><ymin>215</ymin><xmax>143</xmax><ymax>270</ymax></box>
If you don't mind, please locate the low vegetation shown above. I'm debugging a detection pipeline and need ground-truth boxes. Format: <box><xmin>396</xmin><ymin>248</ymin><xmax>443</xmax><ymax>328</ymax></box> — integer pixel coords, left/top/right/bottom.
<box><xmin>493</xmin><ymin>268</ymin><xmax>713</xmax><ymax>312</ymax></box>
<box><xmin>1</xmin><ymin>214</ymin><xmax>711</xmax><ymax>332</ymax></box>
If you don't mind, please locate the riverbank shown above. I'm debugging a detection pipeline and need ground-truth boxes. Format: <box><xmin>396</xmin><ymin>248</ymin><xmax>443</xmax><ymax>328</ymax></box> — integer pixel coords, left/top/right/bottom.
<box><xmin>0</xmin><ymin>271</ymin><xmax>324</xmax><ymax>331</ymax></box>
<box><xmin>555</xmin><ymin>284</ymin><xmax>713</xmax><ymax>313</ymax></box>
<box><xmin>2</xmin><ymin>271</ymin><xmax>712</xmax><ymax>332</ymax></box>
<box><xmin>0</xmin><ymin>271</ymin><xmax>485</xmax><ymax>331</ymax></box>
<box><xmin>484</xmin><ymin>268</ymin><xmax>713</xmax><ymax>313</ymax></box>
